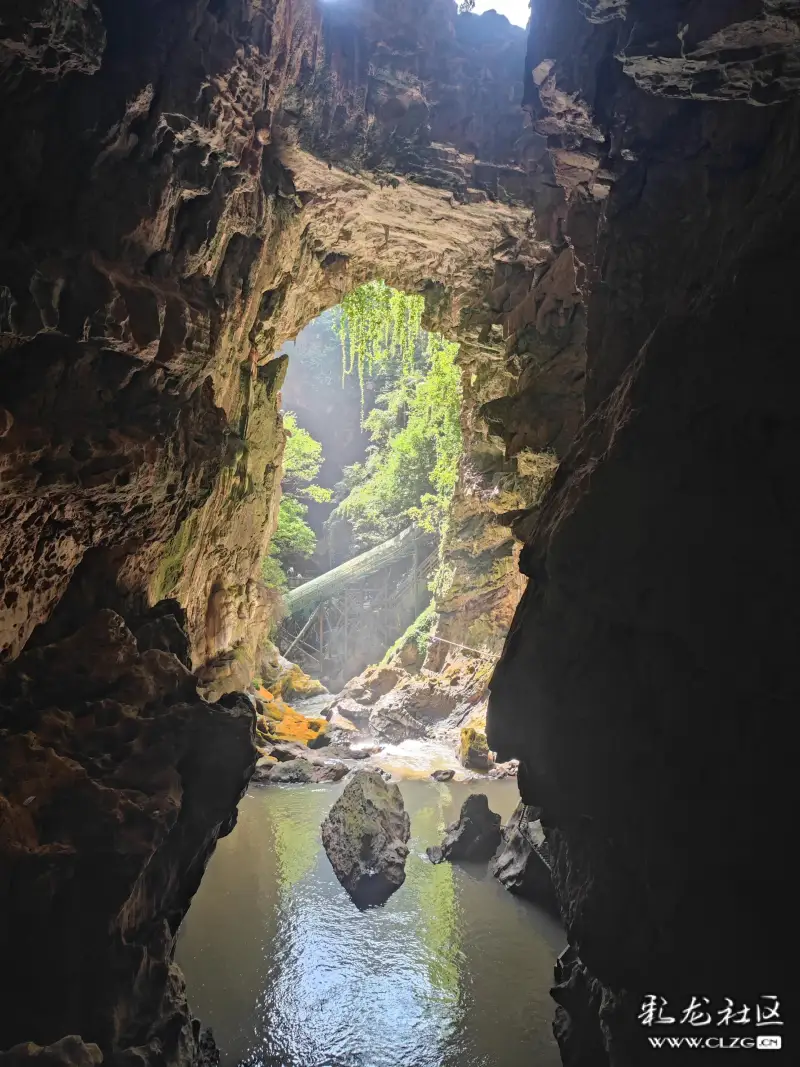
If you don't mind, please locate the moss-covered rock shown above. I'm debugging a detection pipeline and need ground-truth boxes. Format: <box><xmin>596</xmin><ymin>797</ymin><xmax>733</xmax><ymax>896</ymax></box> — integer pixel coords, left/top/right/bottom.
<box><xmin>321</xmin><ymin>770</ymin><xmax>410</xmax><ymax>909</ymax></box>
<box><xmin>260</xmin><ymin>643</ymin><xmax>328</xmax><ymax>700</ymax></box>
<box><xmin>460</xmin><ymin>725</ymin><xmax>490</xmax><ymax>770</ymax></box>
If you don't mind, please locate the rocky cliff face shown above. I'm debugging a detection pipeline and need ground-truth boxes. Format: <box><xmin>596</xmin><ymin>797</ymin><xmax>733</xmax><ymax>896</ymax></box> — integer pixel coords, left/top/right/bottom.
<box><xmin>1</xmin><ymin>1</ymin><xmax>567</xmax><ymax>1062</ymax></box>
<box><xmin>0</xmin><ymin>0</ymin><xmax>322</xmax><ymax>676</ymax></box>
<box><xmin>7</xmin><ymin>0</ymin><xmax>794</xmax><ymax>1063</ymax></box>
<box><xmin>0</xmin><ymin>604</ymin><xmax>256</xmax><ymax>1065</ymax></box>
<box><xmin>489</xmin><ymin>2</ymin><xmax>799</xmax><ymax>1062</ymax></box>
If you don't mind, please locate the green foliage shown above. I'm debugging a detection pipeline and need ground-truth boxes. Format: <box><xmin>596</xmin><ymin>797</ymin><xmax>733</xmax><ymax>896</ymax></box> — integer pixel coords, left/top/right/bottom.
<box><xmin>282</xmin><ymin>412</ymin><xmax>331</xmax><ymax>502</ymax></box>
<box><xmin>282</xmin><ymin>412</ymin><xmax>324</xmax><ymax>487</ymax></box>
<box><xmin>337</xmin><ymin>281</ymin><xmax>424</xmax><ymax>406</ymax></box>
<box><xmin>332</xmin><ymin>330</ymin><xmax>462</xmax><ymax>546</ymax></box>
<box><xmin>304</xmin><ymin>483</ymin><xmax>333</xmax><ymax>503</ymax></box>
<box><xmin>382</xmin><ymin>603</ymin><xmax>436</xmax><ymax>664</ymax></box>
<box><xmin>263</xmin><ymin>414</ymin><xmax>330</xmax><ymax>586</ymax></box>
<box><xmin>261</xmin><ymin>554</ymin><xmax>288</xmax><ymax>592</ymax></box>
<box><xmin>271</xmin><ymin>496</ymin><xmax>317</xmax><ymax>559</ymax></box>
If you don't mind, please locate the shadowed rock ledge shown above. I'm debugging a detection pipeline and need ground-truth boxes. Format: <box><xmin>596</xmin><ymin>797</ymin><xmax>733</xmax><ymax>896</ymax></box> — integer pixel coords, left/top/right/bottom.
<box><xmin>0</xmin><ymin>607</ymin><xmax>256</xmax><ymax>1065</ymax></box>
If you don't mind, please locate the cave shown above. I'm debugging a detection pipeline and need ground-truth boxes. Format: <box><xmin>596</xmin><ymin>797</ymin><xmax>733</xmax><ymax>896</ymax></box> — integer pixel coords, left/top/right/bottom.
<box><xmin>0</xmin><ymin>1</ymin><xmax>795</xmax><ymax>1065</ymax></box>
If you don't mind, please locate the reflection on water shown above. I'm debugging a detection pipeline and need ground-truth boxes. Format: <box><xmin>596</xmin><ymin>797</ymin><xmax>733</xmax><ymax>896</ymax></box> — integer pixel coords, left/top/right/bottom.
<box><xmin>177</xmin><ymin>780</ymin><xmax>563</xmax><ymax>1067</ymax></box>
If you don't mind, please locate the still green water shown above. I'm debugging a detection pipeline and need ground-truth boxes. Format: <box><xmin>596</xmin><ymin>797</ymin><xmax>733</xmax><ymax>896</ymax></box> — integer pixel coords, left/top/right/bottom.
<box><xmin>176</xmin><ymin>779</ymin><xmax>564</xmax><ymax>1067</ymax></box>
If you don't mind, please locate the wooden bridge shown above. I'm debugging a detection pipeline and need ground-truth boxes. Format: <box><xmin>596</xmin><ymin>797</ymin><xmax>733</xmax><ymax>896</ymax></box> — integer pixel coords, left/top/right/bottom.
<box><xmin>277</xmin><ymin>527</ymin><xmax>435</xmax><ymax>687</ymax></box>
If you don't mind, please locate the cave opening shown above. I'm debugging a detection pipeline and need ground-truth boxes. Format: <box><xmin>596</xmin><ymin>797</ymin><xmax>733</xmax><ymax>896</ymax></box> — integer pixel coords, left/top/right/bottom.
<box><xmin>266</xmin><ymin>281</ymin><xmax>464</xmax><ymax>690</ymax></box>
<box><xmin>2</xmin><ymin>0</ymin><xmax>795</xmax><ymax>1065</ymax></box>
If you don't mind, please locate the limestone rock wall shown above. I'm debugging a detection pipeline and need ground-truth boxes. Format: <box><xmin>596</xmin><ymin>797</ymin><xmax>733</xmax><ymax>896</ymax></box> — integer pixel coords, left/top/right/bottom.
<box><xmin>0</xmin><ymin>605</ymin><xmax>256</xmax><ymax>1066</ymax></box>
<box><xmin>489</xmin><ymin>2</ymin><xmax>799</xmax><ymax>1062</ymax></box>
<box><xmin>0</xmin><ymin>0</ymin><xmax>321</xmax><ymax>671</ymax></box>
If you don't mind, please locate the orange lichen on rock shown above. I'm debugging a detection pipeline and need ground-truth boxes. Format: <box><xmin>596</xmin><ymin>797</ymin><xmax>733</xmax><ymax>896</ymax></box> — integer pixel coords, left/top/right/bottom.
<box><xmin>255</xmin><ymin>693</ymin><xmax>328</xmax><ymax>746</ymax></box>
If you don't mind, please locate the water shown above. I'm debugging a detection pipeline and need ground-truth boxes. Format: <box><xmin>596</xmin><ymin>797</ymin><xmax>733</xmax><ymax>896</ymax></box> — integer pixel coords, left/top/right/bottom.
<box><xmin>177</xmin><ymin>779</ymin><xmax>564</xmax><ymax>1067</ymax></box>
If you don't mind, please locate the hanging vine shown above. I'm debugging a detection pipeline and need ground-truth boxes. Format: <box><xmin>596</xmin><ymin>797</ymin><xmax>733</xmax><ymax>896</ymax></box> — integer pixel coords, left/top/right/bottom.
<box><xmin>337</xmin><ymin>281</ymin><xmax>425</xmax><ymax>405</ymax></box>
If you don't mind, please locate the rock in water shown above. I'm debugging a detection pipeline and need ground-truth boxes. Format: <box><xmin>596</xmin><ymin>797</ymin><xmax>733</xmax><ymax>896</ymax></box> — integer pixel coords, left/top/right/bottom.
<box><xmin>490</xmin><ymin>802</ymin><xmax>558</xmax><ymax>913</ymax></box>
<box><xmin>427</xmin><ymin>793</ymin><xmax>501</xmax><ymax>864</ymax></box>
<box><xmin>254</xmin><ymin>757</ymin><xmax>348</xmax><ymax>784</ymax></box>
<box><xmin>321</xmin><ymin>770</ymin><xmax>410</xmax><ymax>909</ymax></box>
<box><xmin>459</xmin><ymin>726</ymin><xmax>491</xmax><ymax>770</ymax></box>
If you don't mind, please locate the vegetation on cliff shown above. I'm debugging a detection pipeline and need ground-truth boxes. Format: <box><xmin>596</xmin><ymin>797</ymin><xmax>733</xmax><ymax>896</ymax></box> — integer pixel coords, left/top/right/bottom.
<box><xmin>337</xmin><ymin>280</ymin><xmax>424</xmax><ymax>403</ymax></box>
<box><xmin>331</xmin><ymin>288</ymin><xmax>463</xmax><ymax>549</ymax></box>
<box><xmin>263</xmin><ymin>414</ymin><xmax>330</xmax><ymax>588</ymax></box>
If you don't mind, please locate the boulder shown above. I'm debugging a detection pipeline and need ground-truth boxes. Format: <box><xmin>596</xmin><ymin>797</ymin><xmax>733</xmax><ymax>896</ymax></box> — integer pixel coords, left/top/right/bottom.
<box><xmin>327</xmin><ymin>696</ymin><xmax>373</xmax><ymax>727</ymax></box>
<box><xmin>368</xmin><ymin>691</ymin><xmax>428</xmax><ymax>743</ymax></box>
<box><xmin>431</xmin><ymin>768</ymin><xmax>455</xmax><ymax>782</ymax></box>
<box><xmin>459</xmin><ymin>725</ymin><xmax>491</xmax><ymax>770</ymax></box>
<box><xmin>253</xmin><ymin>757</ymin><xmax>348</xmax><ymax>785</ymax></box>
<box><xmin>321</xmin><ymin>743</ymin><xmax>373</xmax><ymax>761</ymax></box>
<box><xmin>326</xmin><ymin>664</ymin><xmax>461</xmax><ymax>743</ymax></box>
<box><xmin>488</xmin><ymin>759</ymin><xmax>518</xmax><ymax>779</ymax></box>
<box><xmin>490</xmin><ymin>802</ymin><xmax>558</xmax><ymax>912</ymax></box>
<box><xmin>321</xmin><ymin>770</ymin><xmax>410</xmax><ymax>908</ymax></box>
<box><xmin>427</xmin><ymin>793</ymin><xmax>501</xmax><ymax>864</ymax></box>
<box><xmin>255</xmin><ymin>695</ymin><xmax>329</xmax><ymax>746</ymax></box>
<box><xmin>265</xmin><ymin>740</ymin><xmax>311</xmax><ymax>762</ymax></box>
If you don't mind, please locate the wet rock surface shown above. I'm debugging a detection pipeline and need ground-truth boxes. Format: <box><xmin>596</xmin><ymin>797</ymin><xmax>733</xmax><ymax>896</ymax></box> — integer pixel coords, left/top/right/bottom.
<box><xmin>427</xmin><ymin>793</ymin><xmax>501</xmax><ymax>865</ymax></box>
<box><xmin>490</xmin><ymin>803</ymin><xmax>557</xmax><ymax>913</ymax></box>
<box><xmin>321</xmin><ymin>770</ymin><xmax>410</xmax><ymax>909</ymax></box>
<box><xmin>254</xmin><ymin>757</ymin><xmax>348</xmax><ymax>785</ymax></box>
<box><xmin>0</xmin><ymin>607</ymin><xmax>255</xmax><ymax>1064</ymax></box>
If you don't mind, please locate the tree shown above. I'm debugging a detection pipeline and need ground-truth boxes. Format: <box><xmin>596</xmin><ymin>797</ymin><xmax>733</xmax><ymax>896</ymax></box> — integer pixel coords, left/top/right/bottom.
<box><xmin>459</xmin><ymin>0</ymin><xmax>476</xmax><ymax>12</ymax></box>
<box><xmin>270</xmin><ymin>496</ymin><xmax>317</xmax><ymax>559</ymax></box>
<box><xmin>283</xmin><ymin>413</ymin><xmax>321</xmax><ymax>486</ymax></box>
<box><xmin>262</xmin><ymin>415</ymin><xmax>330</xmax><ymax>588</ymax></box>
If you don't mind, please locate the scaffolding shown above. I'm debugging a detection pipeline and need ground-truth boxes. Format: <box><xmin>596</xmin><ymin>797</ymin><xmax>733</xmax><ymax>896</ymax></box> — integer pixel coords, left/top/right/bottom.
<box><xmin>278</xmin><ymin>527</ymin><xmax>436</xmax><ymax>685</ymax></box>
<box><xmin>283</xmin><ymin>526</ymin><xmax>430</xmax><ymax>616</ymax></box>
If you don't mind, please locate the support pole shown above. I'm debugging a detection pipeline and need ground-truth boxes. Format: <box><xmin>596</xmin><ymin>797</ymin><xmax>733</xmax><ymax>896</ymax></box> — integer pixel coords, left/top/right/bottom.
<box><xmin>412</xmin><ymin>538</ymin><xmax>420</xmax><ymax>617</ymax></box>
<box><xmin>284</xmin><ymin>603</ymin><xmax>321</xmax><ymax>658</ymax></box>
<box><xmin>343</xmin><ymin>591</ymin><xmax>349</xmax><ymax>669</ymax></box>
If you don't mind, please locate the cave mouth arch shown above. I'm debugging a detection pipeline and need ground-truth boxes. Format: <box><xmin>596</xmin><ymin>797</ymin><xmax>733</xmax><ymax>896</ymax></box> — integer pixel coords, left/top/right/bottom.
<box><xmin>151</xmin><ymin>143</ymin><xmax>547</xmax><ymax>703</ymax></box>
<box><xmin>266</xmin><ymin>285</ymin><xmax>465</xmax><ymax>690</ymax></box>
